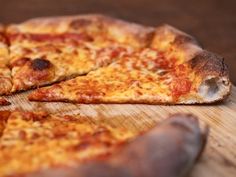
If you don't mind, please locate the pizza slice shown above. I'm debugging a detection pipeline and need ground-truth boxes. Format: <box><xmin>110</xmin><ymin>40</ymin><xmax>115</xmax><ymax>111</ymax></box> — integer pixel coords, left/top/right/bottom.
<box><xmin>0</xmin><ymin>25</ymin><xmax>12</xmax><ymax>95</ymax></box>
<box><xmin>29</xmin><ymin>25</ymin><xmax>231</xmax><ymax>104</ymax></box>
<box><xmin>0</xmin><ymin>110</ymin><xmax>136</xmax><ymax>177</ymax></box>
<box><xmin>5</xmin><ymin>15</ymin><xmax>153</xmax><ymax>93</ymax></box>
<box><xmin>2</xmin><ymin>112</ymin><xmax>208</xmax><ymax>177</ymax></box>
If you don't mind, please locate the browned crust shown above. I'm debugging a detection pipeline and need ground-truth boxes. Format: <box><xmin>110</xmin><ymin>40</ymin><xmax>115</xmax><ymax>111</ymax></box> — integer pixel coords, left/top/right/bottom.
<box><xmin>189</xmin><ymin>50</ymin><xmax>228</xmax><ymax>77</ymax></box>
<box><xmin>20</xmin><ymin>113</ymin><xmax>208</xmax><ymax>177</ymax></box>
<box><xmin>151</xmin><ymin>24</ymin><xmax>229</xmax><ymax>79</ymax></box>
<box><xmin>151</xmin><ymin>24</ymin><xmax>231</xmax><ymax>103</ymax></box>
<box><xmin>109</xmin><ymin>114</ymin><xmax>209</xmax><ymax>177</ymax></box>
<box><xmin>0</xmin><ymin>97</ymin><xmax>11</xmax><ymax>106</ymax></box>
<box><xmin>6</xmin><ymin>14</ymin><xmax>154</xmax><ymax>48</ymax></box>
<box><xmin>189</xmin><ymin>50</ymin><xmax>231</xmax><ymax>103</ymax></box>
<box><xmin>188</xmin><ymin>52</ymin><xmax>231</xmax><ymax>103</ymax></box>
<box><xmin>99</xmin><ymin>15</ymin><xmax>155</xmax><ymax>48</ymax></box>
<box><xmin>151</xmin><ymin>24</ymin><xmax>202</xmax><ymax>61</ymax></box>
<box><xmin>28</xmin><ymin>95</ymin><xmax>230</xmax><ymax>105</ymax></box>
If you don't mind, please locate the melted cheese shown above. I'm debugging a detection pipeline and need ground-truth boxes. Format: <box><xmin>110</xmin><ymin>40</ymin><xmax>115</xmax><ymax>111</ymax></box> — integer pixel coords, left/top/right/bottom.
<box><xmin>29</xmin><ymin>47</ymin><xmax>198</xmax><ymax>103</ymax></box>
<box><xmin>8</xmin><ymin>31</ymin><xmax>135</xmax><ymax>92</ymax></box>
<box><xmin>0</xmin><ymin>111</ymin><xmax>135</xmax><ymax>176</ymax></box>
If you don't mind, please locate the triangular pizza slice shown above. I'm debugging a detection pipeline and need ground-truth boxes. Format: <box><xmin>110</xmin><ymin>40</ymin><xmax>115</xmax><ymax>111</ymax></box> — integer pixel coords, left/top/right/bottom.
<box><xmin>29</xmin><ymin>25</ymin><xmax>231</xmax><ymax>104</ymax></box>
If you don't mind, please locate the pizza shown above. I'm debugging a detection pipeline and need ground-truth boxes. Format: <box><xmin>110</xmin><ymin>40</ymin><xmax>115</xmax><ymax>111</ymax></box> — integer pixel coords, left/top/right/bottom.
<box><xmin>4</xmin><ymin>15</ymin><xmax>152</xmax><ymax>93</ymax></box>
<box><xmin>0</xmin><ymin>14</ymin><xmax>231</xmax><ymax>105</ymax></box>
<box><xmin>29</xmin><ymin>23</ymin><xmax>231</xmax><ymax>104</ymax></box>
<box><xmin>0</xmin><ymin>111</ymin><xmax>208</xmax><ymax>177</ymax></box>
<box><xmin>0</xmin><ymin>97</ymin><xmax>10</xmax><ymax>106</ymax></box>
<box><xmin>0</xmin><ymin>110</ymin><xmax>137</xmax><ymax>177</ymax></box>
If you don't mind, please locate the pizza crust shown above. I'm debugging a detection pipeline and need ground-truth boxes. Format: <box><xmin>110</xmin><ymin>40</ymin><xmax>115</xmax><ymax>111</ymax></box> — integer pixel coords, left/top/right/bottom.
<box><xmin>151</xmin><ymin>24</ymin><xmax>202</xmax><ymax>62</ymax></box>
<box><xmin>151</xmin><ymin>24</ymin><xmax>231</xmax><ymax>103</ymax></box>
<box><xmin>7</xmin><ymin>14</ymin><xmax>154</xmax><ymax>48</ymax></box>
<box><xmin>23</xmin><ymin>114</ymin><xmax>208</xmax><ymax>177</ymax></box>
<box><xmin>100</xmin><ymin>15</ymin><xmax>155</xmax><ymax>48</ymax></box>
<box><xmin>188</xmin><ymin>51</ymin><xmax>231</xmax><ymax>103</ymax></box>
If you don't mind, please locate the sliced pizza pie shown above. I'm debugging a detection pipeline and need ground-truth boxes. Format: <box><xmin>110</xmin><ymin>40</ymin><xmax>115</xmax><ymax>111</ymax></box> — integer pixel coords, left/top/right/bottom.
<box><xmin>29</xmin><ymin>25</ymin><xmax>231</xmax><ymax>104</ymax></box>
<box><xmin>0</xmin><ymin>112</ymin><xmax>208</xmax><ymax>177</ymax></box>
<box><xmin>0</xmin><ymin>15</ymin><xmax>231</xmax><ymax>104</ymax></box>
<box><xmin>5</xmin><ymin>15</ymin><xmax>153</xmax><ymax>93</ymax></box>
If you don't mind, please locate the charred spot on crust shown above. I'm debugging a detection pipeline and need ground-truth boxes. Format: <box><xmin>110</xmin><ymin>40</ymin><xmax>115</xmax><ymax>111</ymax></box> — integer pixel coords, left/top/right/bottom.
<box><xmin>31</xmin><ymin>58</ymin><xmax>52</xmax><ymax>71</ymax></box>
<box><xmin>189</xmin><ymin>50</ymin><xmax>228</xmax><ymax>77</ymax></box>
<box><xmin>70</xmin><ymin>19</ymin><xmax>92</xmax><ymax>29</ymax></box>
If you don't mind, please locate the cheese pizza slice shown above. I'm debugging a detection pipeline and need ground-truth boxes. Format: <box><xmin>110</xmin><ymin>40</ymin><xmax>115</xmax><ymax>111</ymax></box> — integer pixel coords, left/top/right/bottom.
<box><xmin>0</xmin><ymin>112</ymin><xmax>208</xmax><ymax>177</ymax></box>
<box><xmin>5</xmin><ymin>15</ymin><xmax>153</xmax><ymax>93</ymax></box>
<box><xmin>0</xmin><ymin>110</ymin><xmax>136</xmax><ymax>177</ymax></box>
<box><xmin>29</xmin><ymin>25</ymin><xmax>231</xmax><ymax>104</ymax></box>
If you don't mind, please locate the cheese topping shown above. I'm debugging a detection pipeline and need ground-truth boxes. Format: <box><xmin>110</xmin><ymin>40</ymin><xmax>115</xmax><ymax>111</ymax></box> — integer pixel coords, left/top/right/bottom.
<box><xmin>0</xmin><ymin>111</ymin><xmax>136</xmax><ymax>176</ymax></box>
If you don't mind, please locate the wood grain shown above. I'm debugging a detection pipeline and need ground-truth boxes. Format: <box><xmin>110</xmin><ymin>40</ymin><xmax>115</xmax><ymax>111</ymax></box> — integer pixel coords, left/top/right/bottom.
<box><xmin>0</xmin><ymin>87</ymin><xmax>236</xmax><ymax>177</ymax></box>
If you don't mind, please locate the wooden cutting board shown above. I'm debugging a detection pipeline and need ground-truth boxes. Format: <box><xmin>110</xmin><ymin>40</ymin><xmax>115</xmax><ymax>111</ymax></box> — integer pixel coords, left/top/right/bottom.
<box><xmin>1</xmin><ymin>86</ymin><xmax>236</xmax><ymax>177</ymax></box>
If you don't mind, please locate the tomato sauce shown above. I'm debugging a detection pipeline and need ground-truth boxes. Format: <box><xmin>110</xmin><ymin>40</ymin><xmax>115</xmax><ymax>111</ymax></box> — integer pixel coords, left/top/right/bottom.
<box><xmin>171</xmin><ymin>78</ymin><xmax>192</xmax><ymax>99</ymax></box>
<box><xmin>8</xmin><ymin>33</ymin><xmax>93</xmax><ymax>43</ymax></box>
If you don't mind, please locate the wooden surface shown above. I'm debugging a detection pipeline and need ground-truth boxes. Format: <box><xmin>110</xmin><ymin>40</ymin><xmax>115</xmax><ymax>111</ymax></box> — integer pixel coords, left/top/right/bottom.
<box><xmin>0</xmin><ymin>0</ymin><xmax>236</xmax><ymax>84</ymax></box>
<box><xmin>0</xmin><ymin>87</ymin><xmax>236</xmax><ymax>177</ymax></box>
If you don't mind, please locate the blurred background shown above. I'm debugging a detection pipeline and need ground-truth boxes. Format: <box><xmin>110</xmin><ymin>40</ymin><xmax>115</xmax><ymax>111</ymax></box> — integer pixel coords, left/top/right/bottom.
<box><xmin>0</xmin><ymin>0</ymin><xmax>235</xmax><ymax>84</ymax></box>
